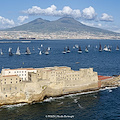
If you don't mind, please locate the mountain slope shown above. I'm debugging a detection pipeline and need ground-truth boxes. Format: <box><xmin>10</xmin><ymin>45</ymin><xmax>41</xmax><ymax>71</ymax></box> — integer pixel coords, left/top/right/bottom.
<box><xmin>5</xmin><ymin>17</ymin><xmax>118</xmax><ymax>35</ymax></box>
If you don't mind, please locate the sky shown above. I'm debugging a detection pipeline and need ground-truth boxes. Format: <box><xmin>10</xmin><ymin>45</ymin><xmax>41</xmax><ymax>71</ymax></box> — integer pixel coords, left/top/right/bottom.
<box><xmin>0</xmin><ymin>0</ymin><xmax>120</xmax><ymax>33</ymax></box>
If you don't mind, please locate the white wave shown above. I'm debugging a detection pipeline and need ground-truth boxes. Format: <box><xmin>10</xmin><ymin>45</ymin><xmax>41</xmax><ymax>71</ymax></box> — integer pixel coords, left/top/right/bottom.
<box><xmin>77</xmin><ymin>103</ymin><xmax>83</xmax><ymax>109</ymax></box>
<box><xmin>57</xmin><ymin>102</ymin><xmax>63</xmax><ymax>105</ymax></box>
<box><xmin>100</xmin><ymin>86</ymin><xmax>118</xmax><ymax>91</ymax></box>
<box><xmin>74</xmin><ymin>99</ymin><xmax>78</xmax><ymax>103</ymax></box>
<box><xmin>1</xmin><ymin>103</ymin><xmax>28</xmax><ymax>109</ymax></box>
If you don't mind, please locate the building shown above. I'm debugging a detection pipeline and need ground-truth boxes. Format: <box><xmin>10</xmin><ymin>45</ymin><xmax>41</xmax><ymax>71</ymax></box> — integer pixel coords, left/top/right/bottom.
<box><xmin>1</xmin><ymin>68</ymin><xmax>37</xmax><ymax>81</ymax></box>
<box><xmin>0</xmin><ymin>66</ymin><xmax>99</xmax><ymax>105</ymax></box>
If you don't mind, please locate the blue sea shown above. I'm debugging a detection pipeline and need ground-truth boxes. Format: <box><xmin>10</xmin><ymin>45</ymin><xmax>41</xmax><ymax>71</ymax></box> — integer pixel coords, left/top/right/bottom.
<box><xmin>0</xmin><ymin>39</ymin><xmax>120</xmax><ymax>120</ymax></box>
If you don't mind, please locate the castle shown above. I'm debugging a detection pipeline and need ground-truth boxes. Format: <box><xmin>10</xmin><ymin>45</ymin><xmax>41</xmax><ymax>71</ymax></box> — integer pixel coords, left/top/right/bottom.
<box><xmin>0</xmin><ymin>66</ymin><xmax>98</xmax><ymax>105</ymax></box>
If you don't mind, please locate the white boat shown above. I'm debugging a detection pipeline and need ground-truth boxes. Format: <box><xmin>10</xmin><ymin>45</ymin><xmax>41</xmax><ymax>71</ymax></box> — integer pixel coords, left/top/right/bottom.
<box><xmin>62</xmin><ymin>48</ymin><xmax>66</xmax><ymax>54</ymax></box>
<box><xmin>25</xmin><ymin>47</ymin><xmax>31</xmax><ymax>55</ymax></box>
<box><xmin>0</xmin><ymin>49</ymin><xmax>3</xmax><ymax>55</ymax></box>
<box><xmin>48</xmin><ymin>47</ymin><xmax>51</xmax><ymax>51</ymax></box>
<box><xmin>8</xmin><ymin>47</ymin><xmax>13</xmax><ymax>56</ymax></box>
<box><xmin>41</xmin><ymin>44</ymin><xmax>43</xmax><ymax>47</ymax></box>
<box><xmin>39</xmin><ymin>51</ymin><xmax>42</xmax><ymax>55</ymax></box>
<box><xmin>85</xmin><ymin>47</ymin><xmax>89</xmax><ymax>53</ymax></box>
<box><xmin>45</xmin><ymin>49</ymin><xmax>49</xmax><ymax>55</ymax></box>
<box><xmin>78</xmin><ymin>46</ymin><xmax>82</xmax><ymax>53</ymax></box>
<box><xmin>116</xmin><ymin>46</ymin><xmax>119</xmax><ymax>51</ymax></box>
<box><xmin>16</xmin><ymin>47</ymin><xmax>20</xmax><ymax>55</ymax></box>
<box><xmin>67</xmin><ymin>46</ymin><xmax>70</xmax><ymax>53</ymax></box>
<box><xmin>103</xmin><ymin>45</ymin><xmax>109</xmax><ymax>51</ymax></box>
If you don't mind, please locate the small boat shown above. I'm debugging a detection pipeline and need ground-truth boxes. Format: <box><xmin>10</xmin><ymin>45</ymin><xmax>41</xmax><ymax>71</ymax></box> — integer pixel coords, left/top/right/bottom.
<box><xmin>41</xmin><ymin>44</ymin><xmax>43</xmax><ymax>47</ymax></box>
<box><xmin>99</xmin><ymin>43</ymin><xmax>102</xmax><ymax>52</ymax></box>
<box><xmin>25</xmin><ymin>47</ymin><xmax>31</xmax><ymax>55</ymax></box>
<box><xmin>85</xmin><ymin>46</ymin><xmax>89</xmax><ymax>53</ymax></box>
<box><xmin>116</xmin><ymin>46</ymin><xmax>119</xmax><ymax>51</ymax></box>
<box><xmin>48</xmin><ymin>47</ymin><xmax>51</xmax><ymax>51</ymax></box>
<box><xmin>62</xmin><ymin>48</ymin><xmax>66</xmax><ymax>54</ymax></box>
<box><xmin>67</xmin><ymin>46</ymin><xmax>70</xmax><ymax>53</ymax></box>
<box><xmin>103</xmin><ymin>45</ymin><xmax>109</xmax><ymax>51</ymax></box>
<box><xmin>8</xmin><ymin>47</ymin><xmax>13</xmax><ymax>56</ymax></box>
<box><xmin>33</xmin><ymin>46</ymin><xmax>35</xmax><ymax>51</ymax></box>
<box><xmin>0</xmin><ymin>49</ymin><xmax>3</xmax><ymax>55</ymax></box>
<box><xmin>88</xmin><ymin>45</ymin><xmax>90</xmax><ymax>47</ymax></box>
<box><xmin>73</xmin><ymin>46</ymin><xmax>75</xmax><ymax>49</ymax></box>
<box><xmin>78</xmin><ymin>46</ymin><xmax>82</xmax><ymax>53</ymax></box>
<box><xmin>45</xmin><ymin>49</ymin><xmax>49</xmax><ymax>55</ymax></box>
<box><xmin>39</xmin><ymin>51</ymin><xmax>42</xmax><ymax>55</ymax></box>
<box><xmin>108</xmin><ymin>47</ymin><xmax>111</xmax><ymax>52</ymax></box>
<box><xmin>16</xmin><ymin>47</ymin><xmax>20</xmax><ymax>55</ymax></box>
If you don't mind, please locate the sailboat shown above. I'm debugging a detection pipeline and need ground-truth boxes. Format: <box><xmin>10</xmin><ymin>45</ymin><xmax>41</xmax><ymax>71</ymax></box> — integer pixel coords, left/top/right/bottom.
<box><xmin>116</xmin><ymin>46</ymin><xmax>119</xmax><ymax>51</ymax></box>
<box><xmin>99</xmin><ymin>44</ymin><xmax>102</xmax><ymax>52</ymax></box>
<box><xmin>16</xmin><ymin>47</ymin><xmax>20</xmax><ymax>55</ymax></box>
<box><xmin>78</xmin><ymin>46</ymin><xmax>82</xmax><ymax>53</ymax></box>
<box><xmin>62</xmin><ymin>48</ymin><xmax>66</xmax><ymax>54</ymax></box>
<box><xmin>0</xmin><ymin>49</ymin><xmax>3</xmax><ymax>55</ymax></box>
<box><xmin>45</xmin><ymin>48</ymin><xmax>49</xmax><ymax>55</ymax></box>
<box><xmin>8</xmin><ymin>48</ymin><xmax>13</xmax><ymax>56</ymax></box>
<box><xmin>25</xmin><ymin>47</ymin><xmax>31</xmax><ymax>55</ymax></box>
<box><xmin>103</xmin><ymin>45</ymin><xmax>109</xmax><ymax>51</ymax></box>
<box><xmin>85</xmin><ymin>46</ymin><xmax>89</xmax><ymax>53</ymax></box>
<box><xmin>39</xmin><ymin>51</ymin><xmax>42</xmax><ymax>55</ymax></box>
<box><xmin>67</xmin><ymin>46</ymin><xmax>70</xmax><ymax>53</ymax></box>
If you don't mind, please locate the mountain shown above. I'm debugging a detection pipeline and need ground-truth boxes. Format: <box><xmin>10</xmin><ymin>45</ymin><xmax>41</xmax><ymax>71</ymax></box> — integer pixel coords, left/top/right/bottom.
<box><xmin>5</xmin><ymin>17</ymin><xmax>118</xmax><ymax>35</ymax></box>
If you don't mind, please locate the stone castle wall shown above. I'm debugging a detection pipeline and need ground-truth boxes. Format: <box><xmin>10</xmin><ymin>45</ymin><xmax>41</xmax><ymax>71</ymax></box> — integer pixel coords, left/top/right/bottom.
<box><xmin>0</xmin><ymin>66</ymin><xmax>99</xmax><ymax>105</ymax></box>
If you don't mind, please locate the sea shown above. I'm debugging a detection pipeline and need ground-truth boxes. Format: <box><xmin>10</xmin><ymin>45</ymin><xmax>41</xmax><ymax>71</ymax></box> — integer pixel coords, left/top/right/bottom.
<box><xmin>0</xmin><ymin>39</ymin><xmax>120</xmax><ymax>120</ymax></box>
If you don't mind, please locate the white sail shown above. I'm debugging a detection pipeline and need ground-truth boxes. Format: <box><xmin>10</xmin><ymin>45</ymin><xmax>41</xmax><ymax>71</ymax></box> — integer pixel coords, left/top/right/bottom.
<box><xmin>0</xmin><ymin>49</ymin><xmax>3</xmax><ymax>55</ymax></box>
<box><xmin>16</xmin><ymin>47</ymin><xmax>20</xmax><ymax>55</ymax></box>
<box><xmin>25</xmin><ymin>47</ymin><xmax>31</xmax><ymax>55</ymax></box>
<box><xmin>39</xmin><ymin>51</ymin><xmax>42</xmax><ymax>55</ymax></box>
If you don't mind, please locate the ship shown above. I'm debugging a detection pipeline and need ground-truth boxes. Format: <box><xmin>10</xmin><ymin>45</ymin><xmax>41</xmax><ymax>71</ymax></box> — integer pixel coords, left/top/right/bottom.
<box><xmin>25</xmin><ymin>47</ymin><xmax>31</xmax><ymax>55</ymax></box>
<box><xmin>8</xmin><ymin>48</ymin><xmax>13</xmax><ymax>56</ymax></box>
<box><xmin>99</xmin><ymin>43</ymin><xmax>102</xmax><ymax>52</ymax></box>
<box><xmin>16</xmin><ymin>47</ymin><xmax>21</xmax><ymax>55</ymax></box>
<box><xmin>78</xmin><ymin>46</ymin><xmax>82</xmax><ymax>53</ymax></box>
<box><xmin>62</xmin><ymin>48</ymin><xmax>66</xmax><ymax>54</ymax></box>
<box><xmin>67</xmin><ymin>46</ymin><xmax>70</xmax><ymax>53</ymax></box>
<box><xmin>85</xmin><ymin>46</ymin><xmax>89</xmax><ymax>53</ymax></box>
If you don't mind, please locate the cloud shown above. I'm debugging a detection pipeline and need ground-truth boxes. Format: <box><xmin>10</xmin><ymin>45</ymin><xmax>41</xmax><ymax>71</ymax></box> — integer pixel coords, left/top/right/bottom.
<box><xmin>23</xmin><ymin>5</ymin><xmax>81</xmax><ymax>19</ymax></box>
<box><xmin>0</xmin><ymin>16</ymin><xmax>14</xmax><ymax>25</ymax></box>
<box><xmin>100</xmin><ymin>13</ymin><xmax>113</xmax><ymax>22</ymax></box>
<box><xmin>0</xmin><ymin>16</ymin><xmax>15</xmax><ymax>29</ymax></box>
<box><xmin>18</xmin><ymin>16</ymin><xmax>29</xmax><ymax>22</ymax></box>
<box><xmin>82</xmin><ymin>6</ymin><xmax>97</xmax><ymax>20</ymax></box>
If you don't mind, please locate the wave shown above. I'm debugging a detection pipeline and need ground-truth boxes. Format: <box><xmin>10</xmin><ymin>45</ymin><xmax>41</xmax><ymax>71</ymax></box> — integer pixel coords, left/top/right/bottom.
<box><xmin>0</xmin><ymin>103</ymin><xmax>28</xmax><ymax>109</ymax></box>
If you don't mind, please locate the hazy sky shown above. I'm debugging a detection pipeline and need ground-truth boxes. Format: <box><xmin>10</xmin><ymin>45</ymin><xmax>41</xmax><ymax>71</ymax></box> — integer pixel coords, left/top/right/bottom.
<box><xmin>0</xmin><ymin>0</ymin><xmax>120</xmax><ymax>32</ymax></box>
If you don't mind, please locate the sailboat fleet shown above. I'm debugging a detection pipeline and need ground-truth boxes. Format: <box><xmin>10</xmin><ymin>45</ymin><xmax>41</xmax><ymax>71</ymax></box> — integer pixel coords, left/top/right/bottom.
<box><xmin>0</xmin><ymin>43</ymin><xmax>120</xmax><ymax>56</ymax></box>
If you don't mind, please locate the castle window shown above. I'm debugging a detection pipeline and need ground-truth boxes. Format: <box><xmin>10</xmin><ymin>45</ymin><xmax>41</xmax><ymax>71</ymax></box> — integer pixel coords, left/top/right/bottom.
<box><xmin>16</xmin><ymin>81</ymin><xmax>17</xmax><ymax>83</ymax></box>
<box><xmin>4</xmin><ymin>82</ymin><xmax>6</xmax><ymax>84</ymax></box>
<box><xmin>14</xmin><ymin>71</ymin><xmax>16</xmax><ymax>73</ymax></box>
<box><xmin>10</xmin><ymin>88</ymin><xmax>11</xmax><ymax>90</ymax></box>
<box><xmin>20</xmin><ymin>80</ymin><xmax>21</xmax><ymax>82</ymax></box>
<box><xmin>16</xmin><ymin>78</ymin><xmax>17</xmax><ymax>80</ymax></box>
<box><xmin>5</xmin><ymin>95</ymin><xmax>7</xmax><ymax>97</ymax></box>
<box><xmin>4</xmin><ymin>79</ymin><xmax>6</xmax><ymax>81</ymax></box>
<box><xmin>15</xmin><ymin>87</ymin><xmax>17</xmax><ymax>90</ymax></box>
<box><xmin>9</xmin><ymin>71</ymin><xmax>10</xmax><ymax>73</ymax></box>
<box><xmin>11</xmin><ymin>79</ymin><xmax>12</xmax><ymax>80</ymax></box>
<box><xmin>11</xmin><ymin>82</ymin><xmax>12</xmax><ymax>84</ymax></box>
<box><xmin>3</xmin><ymin>88</ymin><xmax>5</xmax><ymax>90</ymax></box>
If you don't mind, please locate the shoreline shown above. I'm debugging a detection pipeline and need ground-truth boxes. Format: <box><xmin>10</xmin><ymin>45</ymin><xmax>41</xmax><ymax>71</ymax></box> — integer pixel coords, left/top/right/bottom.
<box><xmin>0</xmin><ymin>85</ymin><xmax>118</xmax><ymax>107</ymax></box>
